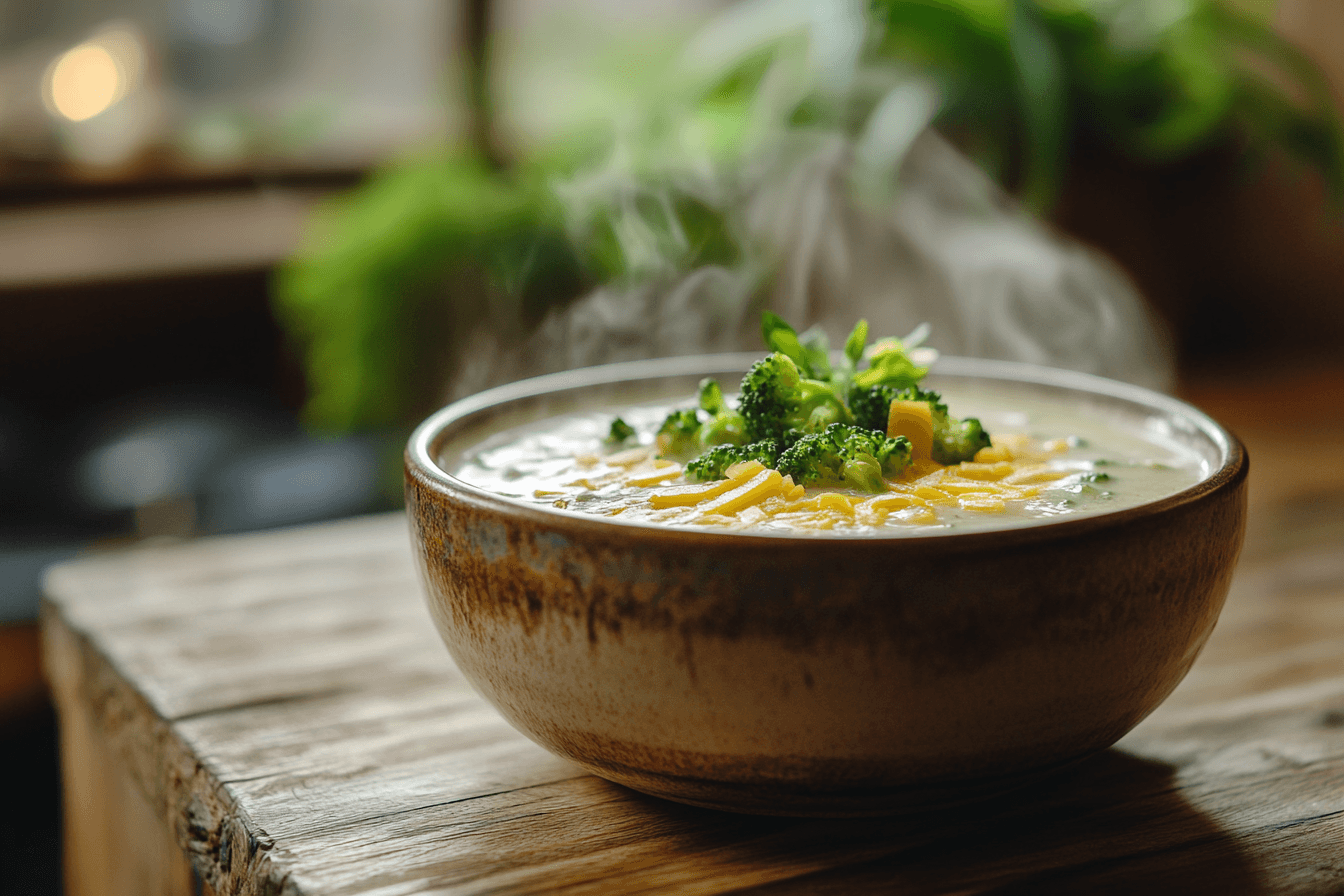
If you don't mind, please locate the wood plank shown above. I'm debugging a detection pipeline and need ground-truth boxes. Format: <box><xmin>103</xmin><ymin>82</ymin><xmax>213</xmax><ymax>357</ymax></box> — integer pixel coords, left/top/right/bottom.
<box><xmin>41</xmin><ymin>486</ymin><xmax>1344</xmax><ymax>896</ymax></box>
<box><xmin>44</xmin><ymin>599</ymin><xmax>203</xmax><ymax>896</ymax></box>
<box><xmin>0</xmin><ymin>190</ymin><xmax>321</xmax><ymax>288</ymax></box>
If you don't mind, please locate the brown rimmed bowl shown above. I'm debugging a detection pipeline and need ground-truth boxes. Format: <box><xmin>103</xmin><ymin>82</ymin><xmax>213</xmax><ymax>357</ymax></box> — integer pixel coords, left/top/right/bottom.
<box><xmin>405</xmin><ymin>354</ymin><xmax>1247</xmax><ymax>816</ymax></box>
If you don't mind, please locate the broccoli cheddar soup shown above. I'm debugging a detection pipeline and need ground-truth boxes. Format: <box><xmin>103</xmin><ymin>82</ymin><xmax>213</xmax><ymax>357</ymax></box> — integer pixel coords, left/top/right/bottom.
<box><xmin>451</xmin><ymin>385</ymin><xmax>1210</xmax><ymax>536</ymax></box>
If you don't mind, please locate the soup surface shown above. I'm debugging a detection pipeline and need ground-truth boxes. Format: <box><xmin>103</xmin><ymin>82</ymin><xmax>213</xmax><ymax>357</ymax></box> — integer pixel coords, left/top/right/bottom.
<box><xmin>450</xmin><ymin>384</ymin><xmax>1210</xmax><ymax>536</ymax></box>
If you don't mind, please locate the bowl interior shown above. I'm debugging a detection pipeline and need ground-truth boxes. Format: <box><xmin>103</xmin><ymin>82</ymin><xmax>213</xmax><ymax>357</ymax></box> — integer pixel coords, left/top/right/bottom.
<box><xmin>410</xmin><ymin>353</ymin><xmax>1237</xmax><ymax>540</ymax></box>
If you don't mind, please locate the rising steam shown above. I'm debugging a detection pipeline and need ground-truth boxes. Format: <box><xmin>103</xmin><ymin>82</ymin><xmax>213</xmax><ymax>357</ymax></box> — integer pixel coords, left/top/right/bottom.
<box><xmin>450</xmin><ymin>0</ymin><xmax>1173</xmax><ymax>399</ymax></box>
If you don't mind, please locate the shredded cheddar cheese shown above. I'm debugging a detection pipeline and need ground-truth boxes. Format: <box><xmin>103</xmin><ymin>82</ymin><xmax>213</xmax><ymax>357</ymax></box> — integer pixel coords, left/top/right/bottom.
<box><xmin>648</xmin><ymin>478</ymin><xmax>738</xmax><ymax>508</ymax></box>
<box><xmin>629</xmin><ymin>431</ymin><xmax>1080</xmax><ymax>530</ymax></box>
<box><xmin>698</xmin><ymin>469</ymin><xmax>785</xmax><ymax>515</ymax></box>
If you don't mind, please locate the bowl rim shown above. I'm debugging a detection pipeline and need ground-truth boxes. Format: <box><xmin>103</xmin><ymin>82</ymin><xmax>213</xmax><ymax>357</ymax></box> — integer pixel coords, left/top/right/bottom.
<box><xmin>406</xmin><ymin>352</ymin><xmax>1247</xmax><ymax>548</ymax></box>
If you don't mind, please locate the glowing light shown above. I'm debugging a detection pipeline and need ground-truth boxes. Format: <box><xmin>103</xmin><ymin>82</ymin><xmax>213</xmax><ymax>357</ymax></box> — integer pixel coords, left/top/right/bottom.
<box><xmin>43</xmin><ymin>25</ymin><xmax>146</xmax><ymax>123</ymax></box>
<box><xmin>46</xmin><ymin>45</ymin><xmax>121</xmax><ymax>121</ymax></box>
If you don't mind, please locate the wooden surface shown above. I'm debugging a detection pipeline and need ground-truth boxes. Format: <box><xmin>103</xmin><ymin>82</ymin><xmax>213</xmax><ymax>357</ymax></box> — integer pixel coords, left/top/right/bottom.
<box><xmin>42</xmin><ymin>368</ymin><xmax>1344</xmax><ymax>895</ymax></box>
<box><xmin>0</xmin><ymin>189</ymin><xmax>322</xmax><ymax>289</ymax></box>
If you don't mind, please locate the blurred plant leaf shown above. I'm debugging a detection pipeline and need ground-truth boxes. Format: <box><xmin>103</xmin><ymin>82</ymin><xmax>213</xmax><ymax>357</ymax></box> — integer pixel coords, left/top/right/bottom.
<box><xmin>1209</xmin><ymin>0</ymin><xmax>1344</xmax><ymax>201</ymax></box>
<box><xmin>1009</xmin><ymin>0</ymin><xmax>1069</xmax><ymax>208</ymax></box>
<box><xmin>274</xmin><ymin>153</ymin><xmax>586</xmax><ymax>430</ymax></box>
<box><xmin>869</xmin><ymin>0</ymin><xmax>1344</xmax><ymax>207</ymax></box>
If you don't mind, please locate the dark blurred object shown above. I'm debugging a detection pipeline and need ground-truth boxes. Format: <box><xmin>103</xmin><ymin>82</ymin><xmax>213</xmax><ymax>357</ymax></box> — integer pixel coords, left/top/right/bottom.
<box><xmin>63</xmin><ymin>390</ymin><xmax>398</xmax><ymax>538</ymax></box>
<box><xmin>1056</xmin><ymin>141</ymin><xmax>1344</xmax><ymax>367</ymax></box>
<box><xmin>0</xmin><ymin>617</ymin><xmax>60</xmax><ymax>896</ymax></box>
<box><xmin>1051</xmin><ymin>0</ymin><xmax>1344</xmax><ymax>369</ymax></box>
<box><xmin>1</xmin><ymin>384</ymin><xmax>399</xmax><ymax>623</ymax></box>
<box><xmin>206</xmin><ymin>435</ymin><xmax>388</xmax><ymax>533</ymax></box>
<box><xmin>0</xmin><ymin>664</ymin><xmax>60</xmax><ymax>896</ymax></box>
<box><xmin>0</xmin><ymin>623</ymin><xmax>47</xmax><ymax>723</ymax></box>
<box><xmin>0</xmin><ymin>544</ymin><xmax>82</xmax><ymax>626</ymax></box>
<box><xmin>0</xmin><ymin>183</ymin><xmax>403</xmax><ymax>568</ymax></box>
<box><xmin>69</xmin><ymin>390</ymin><xmax>289</xmax><ymax>535</ymax></box>
<box><xmin>0</xmin><ymin>265</ymin><xmax>295</xmax><ymax>537</ymax></box>
<box><xmin>0</xmin><ymin>399</ymin><xmax>43</xmax><ymax>519</ymax></box>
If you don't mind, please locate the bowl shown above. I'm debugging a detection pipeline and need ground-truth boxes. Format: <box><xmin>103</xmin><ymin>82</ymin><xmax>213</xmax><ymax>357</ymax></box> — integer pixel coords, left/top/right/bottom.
<box><xmin>405</xmin><ymin>353</ymin><xmax>1247</xmax><ymax>816</ymax></box>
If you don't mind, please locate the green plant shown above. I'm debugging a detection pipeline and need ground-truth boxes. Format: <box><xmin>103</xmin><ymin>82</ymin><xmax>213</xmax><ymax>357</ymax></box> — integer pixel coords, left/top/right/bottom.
<box><xmin>272</xmin><ymin>154</ymin><xmax>586</xmax><ymax>430</ymax></box>
<box><xmin>274</xmin><ymin>0</ymin><xmax>1344</xmax><ymax>433</ymax></box>
<box><xmin>871</xmin><ymin>0</ymin><xmax>1344</xmax><ymax>206</ymax></box>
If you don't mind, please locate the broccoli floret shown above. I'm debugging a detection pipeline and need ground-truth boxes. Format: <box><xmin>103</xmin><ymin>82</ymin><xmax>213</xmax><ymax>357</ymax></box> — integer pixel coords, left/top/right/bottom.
<box><xmin>738</xmin><ymin>353</ymin><xmax>798</xmax><ymax>441</ymax></box>
<box><xmin>659</xmin><ymin>314</ymin><xmax>983</xmax><ymax>490</ymax></box>
<box><xmin>848</xmin><ymin>385</ymin><xmax>988</xmax><ymax>464</ymax></box>
<box><xmin>775</xmin><ymin>432</ymin><xmax>838</xmax><ymax>486</ymax></box>
<box><xmin>848</xmin><ymin>385</ymin><xmax>898</xmax><ymax>434</ymax></box>
<box><xmin>655</xmin><ymin>408</ymin><xmax>702</xmax><ymax>458</ymax></box>
<box><xmin>934</xmin><ymin>416</ymin><xmax>991</xmax><ymax>465</ymax></box>
<box><xmin>699</xmin><ymin>377</ymin><xmax>728</xmax><ymax>414</ymax></box>
<box><xmin>869</xmin><ymin>433</ymin><xmax>914</xmax><ymax>476</ymax></box>
<box><xmin>605</xmin><ymin>416</ymin><xmax>637</xmax><ymax>446</ymax></box>
<box><xmin>652</xmin><ymin>380</ymin><xmax>750</xmax><ymax>458</ymax></box>
<box><xmin>685</xmin><ymin>440</ymin><xmax>782</xmax><ymax>482</ymax></box>
<box><xmin>776</xmin><ymin>423</ymin><xmax>910</xmax><ymax>492</ymax></box>
<box><xmin>897</xmin><ymin>386</ymin><xmax>947</xmax><ymax>415</ymax></box>
<box><xmin>738</xmin><ymin>353</ymin><xmax>850</xmax><ymax>443</ymax></box>
<box><xmin>848</xmin><ymin>385</ymin><xmax>947</xmax><ymax>433</ymax></box>
<box><xmin>697</xmin><ymin>378</ymin><xmax>747</xmax><ymax>447</ymax></box>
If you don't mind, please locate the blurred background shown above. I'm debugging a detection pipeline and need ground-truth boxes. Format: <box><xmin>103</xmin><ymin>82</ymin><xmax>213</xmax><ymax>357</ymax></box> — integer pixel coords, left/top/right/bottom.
<box><xmin>3</xmin><ymin>1</ymin><xmax>1343</xmax><ymax>891</ymax></box>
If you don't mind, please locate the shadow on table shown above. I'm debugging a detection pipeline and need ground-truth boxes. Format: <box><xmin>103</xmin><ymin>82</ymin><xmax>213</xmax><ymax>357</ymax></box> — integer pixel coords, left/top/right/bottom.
<box><xmin>618</xmin><ymin>748</ymin><xmax>1265</xmax><ymax>895</ymax></box>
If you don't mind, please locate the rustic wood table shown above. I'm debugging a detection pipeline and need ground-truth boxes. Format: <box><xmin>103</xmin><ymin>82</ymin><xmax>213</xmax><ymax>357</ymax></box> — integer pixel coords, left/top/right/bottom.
<box><xmin>42</xmin><ymin>368</ymin><xmax>1344</xmax><ymax>895</ymax></box>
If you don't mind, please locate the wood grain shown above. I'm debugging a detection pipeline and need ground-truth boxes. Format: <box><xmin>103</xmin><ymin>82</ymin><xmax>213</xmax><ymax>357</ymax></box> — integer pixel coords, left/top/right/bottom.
<box><xmin>50</xmin><ymin>652</ymin><xmax>198</xmax><ymax>896</ymax></box>
<box><xmin>42</xmin><ymin>381</ymin><xmax>1344</xmax><ymax>895</ymax></box>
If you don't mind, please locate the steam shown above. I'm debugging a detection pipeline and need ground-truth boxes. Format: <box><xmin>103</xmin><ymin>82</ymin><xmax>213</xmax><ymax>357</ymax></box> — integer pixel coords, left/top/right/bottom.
<box><xmin>450</xmin><ymin>126</ymin><xmax>1172</xmax><ymax>400</ymax></box>
<box><xmin>445</xmin><ymin>0</ymin><xmax>1174</xmax><ymax>401</ymax></box>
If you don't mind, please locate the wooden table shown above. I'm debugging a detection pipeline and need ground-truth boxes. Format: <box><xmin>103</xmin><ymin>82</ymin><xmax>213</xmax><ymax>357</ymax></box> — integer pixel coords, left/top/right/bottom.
<box><xmin>42</xmin><ymin>368</ymin><xmax>1344</xmax><ymax>895</ymax></box>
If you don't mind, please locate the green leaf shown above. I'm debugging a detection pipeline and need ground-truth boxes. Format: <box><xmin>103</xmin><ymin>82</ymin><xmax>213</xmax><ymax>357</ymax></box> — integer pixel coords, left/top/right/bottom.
<box><xmin>851</xmin><ymin>344</ymin><xmax>929</xmax><ymax>390</ymax></box>
<box><xmin>1210</xmin><ymin>1</ymin><xmax>1344</xmax><ymax>202</ymax></box>
<box><xmin>796</xmin><ymin>326</ymin><xmax>833</xmax><ymax>381</ymax></box>
<box><xmin>761</xmin><ymin>312</ymin><xmax>807</xmax><ymax>367</ymax></box>
<box><xmin>1009</xmin><ymin>0</ymin><xmax>1069</xmax><ymax>209</ymax></box>
<box><xmin>698</xmin><ymin>378</ymin><xmax>727</xmax><ymax>415</ymax></box>
<box><xmin>844</xmin><ymin>319</ymin><xmax>869</xmax><ymax>365</ymax></box>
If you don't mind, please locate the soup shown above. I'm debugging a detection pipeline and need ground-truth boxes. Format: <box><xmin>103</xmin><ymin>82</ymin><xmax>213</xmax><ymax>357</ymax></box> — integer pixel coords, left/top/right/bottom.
<box><xmin>451</xmin><ymin>383</ymin><xmax>1209</xmax><ymax>536</ymax></box>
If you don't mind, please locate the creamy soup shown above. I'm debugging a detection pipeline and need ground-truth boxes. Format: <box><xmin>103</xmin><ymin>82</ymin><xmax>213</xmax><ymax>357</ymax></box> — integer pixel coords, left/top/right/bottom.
<box><xmin>451</xmin><ymin>384</ymin><xmax>1210</xmax><ymax>536</ymax></box>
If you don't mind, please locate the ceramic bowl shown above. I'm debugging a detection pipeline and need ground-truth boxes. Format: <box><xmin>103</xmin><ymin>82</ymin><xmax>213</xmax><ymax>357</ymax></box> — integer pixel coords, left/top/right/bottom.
<box><xmin>405</xmin><ymin>354</ymin><xmax>1247</xmax><ymax>816</ymax></box>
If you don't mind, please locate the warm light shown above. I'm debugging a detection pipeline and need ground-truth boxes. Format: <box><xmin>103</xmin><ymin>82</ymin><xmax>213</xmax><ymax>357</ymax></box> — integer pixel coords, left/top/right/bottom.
<box><xmin>43</xmin><ymin>25</ymin><xmax>146</xmax><ymax>123</ymax></box>
<box><xmin>46</xmin><ymin>44</ymin><xmax>122</xmax><ymax>121</ymax></box>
